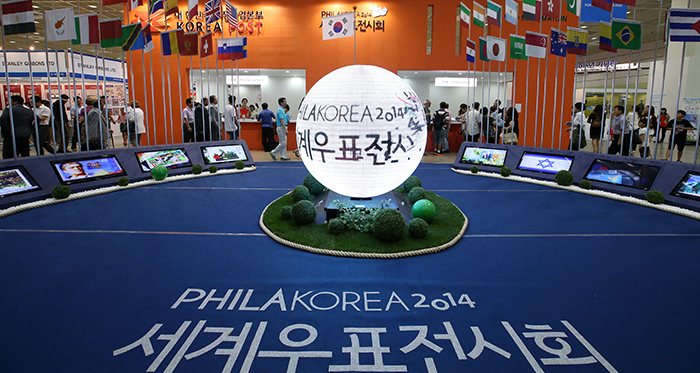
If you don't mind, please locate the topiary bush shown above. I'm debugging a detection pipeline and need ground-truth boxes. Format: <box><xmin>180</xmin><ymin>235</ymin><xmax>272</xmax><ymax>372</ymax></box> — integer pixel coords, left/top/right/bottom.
<box><xmin>328</xmin><ymin>218</ymin><xmax>345</xmax><ymax>234</ymax></box>
<box><xmin>579</xmin><ymin>180</ymin><xmax>592</xmax><ymax>190</ymax></box>
<box><xmin>208</xmin><ymin>165</ymin><xmax>218</xmax><ymax>173</ymax></box>
<box><xmin>117</xmin><ymin>177</ymin><xmax>130</xmax><ymax>187</ymax></box>
<box><xmin>470</xmin><ymin>166</ymin><xmax>479</xmax><ymax>174</ymax></box>
<box><xmin>500</xmin><ymin>166</ymin><xmax>512</xmax><ymax>177</ymax></box>
<box><xmin>292</xmin><ymin>200</ymin><xmax>317</xmax><ymax>225</ymax></box>
<box><xmin>291</xmin><ymin>185</ymin><xmax>312</xmax><ymax>202</ymax></box>
<box><xmin>192</xmin><ymin>164</ymin><xmax>204</xmax><ymax>175</ymax></box>
<box><xmin>408</xmin><ymin>187</ymin><xmax>427</xmax><ymax>205</ymax></box>
<box><xmin>555</xmin><ymin>170</ymin><xmax>575</xmax><ymax>186</ymax></box>
<box><xmin>646</xmin><ymin>190</ymin><xmax>665</xmax><ymax>204</ymax></box>
<box><xmin>373</xmin><ymin>208</ymin><xmax>406</xmax><ymax>242</ymax></box>
<box><xmin>234</xmin><ymin>160</ymin><xmax>245</xmax><ymax>170</ymax></box>
<box><xmin>303</xmin><ymin>174</ymin><xmax>326</xmax><ymax>196</ymax></box>
<box><xmin>51</xmin><ymin>185</ymin><xmax>71</xmax><ymax>199</ymax></box>
<box><xmin>280</xmin><ymin>205</ymin><xmax>293</xmax><ymax>220</ymax></box>
<box><xmin>403</xmin><ymin>175</ymin><xmax>422</xmax><ymax>193</ymax></box>
<box><xmin>408</xmin><ymin>218</ymin><xmax>428</xmax><ymax>238</ymax></box>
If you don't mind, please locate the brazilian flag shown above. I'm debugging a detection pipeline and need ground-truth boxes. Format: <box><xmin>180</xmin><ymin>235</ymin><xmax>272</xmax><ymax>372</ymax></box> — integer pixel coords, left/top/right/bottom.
<box><xmin>611</xmin><ymin>18</ymin><xmax>642</xmax><ymax>50</ymax></box>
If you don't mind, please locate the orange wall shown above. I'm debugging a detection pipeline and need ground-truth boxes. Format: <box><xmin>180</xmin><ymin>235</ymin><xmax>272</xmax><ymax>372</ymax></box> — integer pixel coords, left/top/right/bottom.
<box><xmin>129</xmin><ymin>0</ymin><xmax>579</xmax><ymax>148</ymax></box>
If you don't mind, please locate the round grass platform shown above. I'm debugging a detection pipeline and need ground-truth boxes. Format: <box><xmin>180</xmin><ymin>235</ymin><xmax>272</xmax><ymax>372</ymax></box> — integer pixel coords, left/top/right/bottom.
<box><xmin>260</xmin><ymin>190</ymin><xmax>468</xmax><ymax>258</ymax></box>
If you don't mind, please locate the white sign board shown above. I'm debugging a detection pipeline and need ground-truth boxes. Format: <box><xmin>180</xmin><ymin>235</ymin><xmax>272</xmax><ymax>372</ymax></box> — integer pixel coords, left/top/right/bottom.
<box><xmin>225</xmin><ymin>75</ymin><xmax>269</xmax><ymax>85</ymax></box>
<box><xmin>69</xmin><ymin>52</ymin><xmax>125</xmax><ymax>83</ymax></box>
<box><xmin>0</xmin><ymin>51</ymin><xmax>67</xmax><ymax>78</ymax></box>
<box><xmin>435</xmin><ymin>77</ymin><xmax>477</xmax><ymax>87</ymax></box>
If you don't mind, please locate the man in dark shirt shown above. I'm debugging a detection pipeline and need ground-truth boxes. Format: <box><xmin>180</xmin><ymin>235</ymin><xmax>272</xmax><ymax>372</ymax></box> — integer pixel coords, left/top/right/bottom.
<box><xmin>256</xmin><ymin>102</ymin><xmax>276</xmax><ymax>152</ymax></box>
<box><xmin>194</xmin><ymin>99</ymin><xmax>210</xmax><ymax>142</ymax></box>
<box><xmin>665</xmin><ymin>110</ymin><xmax>695</xmax><ymax>162</ymax></box>
<box><xmin>52</xmin><ymin>94</ymin><xmax>70</xmax><ymax>153</ymax></box>
<box><xmin>1</xmin><ymin>95</ymin><xmax>36</xmax><ymax>159</ymax></box>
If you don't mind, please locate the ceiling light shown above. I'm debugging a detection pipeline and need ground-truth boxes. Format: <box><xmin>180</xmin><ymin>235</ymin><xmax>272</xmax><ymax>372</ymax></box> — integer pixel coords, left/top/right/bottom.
<box><xmin>591</xmin><ymin>37</ymin><xmax>597</xmax><ymax>40</ymax></box>
<box><xmin>581</xmin><ymin>25</ymin><xmax>587</xmax><ymax>28</ymax></box>
<box><xmin>32</xmin><ymin>5</ymin><xmax>38</xmax><ymax>8</ymax></box>
<box><xmin>89</xmin><ymin>5</ymin><xmax>97</xmax><ymax>8</ymax></box>
<box><xmin>10</xmin><ymin>40</ymin><xmax>15</xmax><ymax>43</ymax></box>
<box><xmin>414</xmin><ymin>72</ymin><xmax>418</xmax><ymax>74</ymax></box>
<box><xmin>626</xmin><ymin>11</ymin><xmax>631</xmax><ymax>14</ymax></box>
<box><xmin>33</xmin><ymin>32</ymin><xmax>39</xmax><ymax>35</ymax></box>
<box><xmin>29</xmin><ymin>46</ymin><xmax>34</xmax><ymax>50</ymax></box>
<box><xmin>286</xmin><ymin>70</ymin><xmax>289</xmax><ymax>73</ymax></box>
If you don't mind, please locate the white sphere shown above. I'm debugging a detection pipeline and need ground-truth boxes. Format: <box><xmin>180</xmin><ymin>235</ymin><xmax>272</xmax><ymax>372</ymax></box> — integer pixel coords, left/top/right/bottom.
<box><xmin>296</xmin><ymin>65</ymin><xmax>427</xmax><ymax>198</ymax></box>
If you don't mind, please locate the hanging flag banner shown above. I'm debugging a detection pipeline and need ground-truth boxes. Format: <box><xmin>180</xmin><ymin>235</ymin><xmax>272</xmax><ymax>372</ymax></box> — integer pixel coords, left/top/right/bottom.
<box><xmin>581</xmin><ymin>0</ymin><xmax>626</xmax><ymax>23</ymax></box>
<box><xmin>225</xmin><ymin>0</ymin><xmax>237</xmax><ymax>31</ymax></box>
<box><xmin>122</xmin><ymin>22</ymin><xmax>145</xmax><ymax>51</ymax></box>
<box><xmin>566</xmin><ymin>26</ymin><xmax>588</xmax><ymax>55</ymax></box>
<box><xmin>466</xmin><ymin>38</ymin><xmax>476</xmax><ymax>63</ymax></box>
<box><xmin>505</xmin><ymin>0</ymin><xmax>518</xmax><ymax>25</ymax></box>
<box><xmin>473</xmin><ymin>3</ymin><xmax>486</xmax><ymax>28</ymax></box>
<box><xmin>479</xmin><ymin>36</ymin><xmax>490</xmax><ymax>61</ymax></box>
<box><xmin>72</xmin><ymin>13</ymin><xmax>99</xmax><ymax>45</ymax></box>
<box><xmin>550</xmin><ymin>28</ymin><xmax>567</xmax><ymax>57</ymax></box>
<box><xmin>217</xmin><ymin>36</ymin><xmax>247</xmax><ymax>60</ymax></box>
<box><xmin>510</xmin><ymin>34</ymin><xmax>528</xmax><ymax>60</ymax></box>
<box><xmin>103</xmin><ymin>0</ymin><xmax>126</xmax><ymax>6</ymax></box>
<box><xmin>542</xmin><ymin>0</ymin><xmax>561</xmax><ymax>19</ymax></box>
<box><xmin>45</xmin><ymin>8</ymin><xmax>76</xmax><ymax>42</ymax></box>
<box><xmin>525</xmin><ymin>30</ymin><xmax>548</xmax><ymax>58</ymax></box>
<box><xmin>487</xmin><ymin>0</ymin><xmax>502</xmax><ymax>27</ymax></box>
<box><xmin>486</xmin><ymin>36</ymin><xmax>506</xmax><ymax>61</ymax></box>
<box><xmin>143</xmin><ymin>25</ymin><xmax>154</xmax><ymax>53</ymax></box>
<box><xmin>205</xmin><ymin>0</ymin><xmax>221</xmax><ymax>24</ymax></box>
<box><xmin>187</xmin><ymin>0</ymin><xmax>197</xmax><ymax>19</ymax></box>
<box><xmin>2</xmin><ymin>0</ymin><xmax>36</xmax><ymax>35</ymax></box>
<box><xmin>130</xmin><ymin>0</ymin><xmax>139</xmax><ymax>11</ymax></box>
<box><xmin>179</xmin><ymin>32</ymin><xmax>199</xmax><ymax>55</ymax></box>
<box><xmin>567</xmin><ymin>0</ymin><xmax>578</xmax><ymax>15</ymax></box>
<box><xmin>164</xmin><ymin>0</ymin><xmax>178</xmax><ymax>16</ymax></box>
<box><xmin>200</xmin><ymin>32</ymin><xmax>214</xmax><ymax>57</ymax></box>
<box><xmin>668</xmin><ymin>8</ymin><xmax>700</xmax><ymax>43</ymax></box>
<box><xmin>460</xmin><ymin>2</ymin><xmax>471</xmax><ymax>29</ymax></box>
<box><xmin>149</xmin><ymin>0</ymin><xmax>163</xmax><ymax>14</ymax></box>
<box><xmin>322</xmin><ymin>13</ymin><xmax>355</xmax><ymax>40</ymax></box>
<box><xmin>598</xmin><ymin>21</ymin><xmax>617</xmax><ymax>51</ymax></box>
<box><xmin>100</xmin><ymin>18</ymin><xmax>124</xmax><ymax>48</ymax></box>
<box><xmin>612</xmin><ymin>0</ymin><xmax>635</xmax><ymax>6</ymax></box>
<box><xmin>611</xmin><ymin>18</ymin><xmax>641</xmax><ymax>50</ymax></box>
<box><xmin>591</xmin><ymin>0</ymin><xmax>612</xmax><ymax>12</ymax></box>
<box><xmin>160</xmin><ymin>29</ymin><xmax>181</xmax><ymax>55</ymax></box>
<box><xmin>522</xmin><ymin>0</ymin><xmax>541</xmax><ymax>22</ymax></box>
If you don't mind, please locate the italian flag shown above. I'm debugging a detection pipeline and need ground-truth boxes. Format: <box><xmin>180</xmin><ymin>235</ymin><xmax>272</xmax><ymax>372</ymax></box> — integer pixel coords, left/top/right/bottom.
<box><xmin>2</xmin><ymin>0</ymin><xmax>36</xmax><ymax>35</ymax></box>
<box><xmin>72</xmin><ymin>14</ymin><xmax>100</xmax><ymax>45</ymax></box>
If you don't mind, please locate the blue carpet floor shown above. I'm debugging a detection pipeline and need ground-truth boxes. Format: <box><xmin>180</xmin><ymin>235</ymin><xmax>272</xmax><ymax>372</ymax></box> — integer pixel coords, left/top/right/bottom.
<box><xmin>1</xmin><ymin>162</ymin><xmax>699</xmax><ymax>372</ymax></box>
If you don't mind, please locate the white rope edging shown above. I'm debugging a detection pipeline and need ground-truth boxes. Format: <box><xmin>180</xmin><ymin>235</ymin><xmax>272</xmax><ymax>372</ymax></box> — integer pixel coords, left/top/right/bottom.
<box><xmin>0</xmin><ymin>166</ymin><xmax>257</xmax><ymax>220</ymax></box>
<box><xmin>452</xmin><ymin>168</ymin><xmax>700</xmax><ymax>221</ymax></box>
<box><xmin>259</xmin><ymin>193</ymin><xmax>469</xmax><ymax>259</ymax></box>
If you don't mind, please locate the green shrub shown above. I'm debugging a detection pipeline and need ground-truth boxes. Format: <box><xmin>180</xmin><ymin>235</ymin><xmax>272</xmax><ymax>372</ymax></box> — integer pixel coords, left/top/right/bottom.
<box><xmin>281</xmin><ymin>205</ymin><xmax>293</xmax><ymax>220</ymax></box>
<box><xmin>408</xmin><ymin>218</ymin><xmax>428</xmax><ymax>238</ymax></box>
<box><xmin>408</xmin><ymin>187</ymin><xmax>427</xmax><ymax>205</ymax></box>
<box><xmin>333</xmin><ymin>199</ymin><xmax>392</xmax><ymax>233</ymax></box>
<box><xmin>646</xmin><ymin>190</ymin><xmax>665</xmax><ymax>204</ymax></box>
<box><xmin>303</xmin><ymin>174</ymin><xmax>326</xmax><ymax>196</ymax></box>
<box><xmin>291</xmin><ymin>185</ymin><xmax>312</xmax><ymax>202</ymax></box>
<box><xmin>192</xmin><ymin>164</ymin><xmax>204</xmax><ymax>175</ymax></box>
<box><xmin>51</xmin><ymin>185</ymin><xmax>71</xmax><ymax>199</ymax></box>
<box><xmin>234</xmin><ymin>160</ymin><xmax>245</xmax><ymax>170</ymax></box>
<box><xmin>117</xmin><ymin>177</ymin><xmax>130</xmax><ymax>187</ymax></box>
<box><xmin>328</xmin><ymin>218</ymin><xmax>345</xmax><ymax>234</ymax></box>
<box><xmin>500</xmin><ymin>166</ymin><xmax>512</xmax><ymax>177</ymax></box>
<box><xmin>373</xmin><ymin>208</ymin><xmax>406</xmax><ymax>242</ymax></box>
<box><xmin>579</xmin><ymin>180</ymin><xmax>592</xmax><ymax>190</ymax></box>
<box><xmin>403</xmin><ymin>175</ymin><xmax>422</xmax><ymax>193</ymax></box>
<box><xmin>555</xmin><ymin>170</ymin><xmax>574</xmax><ymax>186</ymax></box>
<box><xmin>292</xmin><ymin>200</ymin><xmax>317</xmax><ymax>225</ymax></box>
<box><xmin>208</xmin><ymin>165</ymin><xmax>218</xmax><ymax>173</ymax></box>
<box><xmin>470</xmin><ymin>166</ymin><xmax>479</xmax><ymax>174</ymax></box>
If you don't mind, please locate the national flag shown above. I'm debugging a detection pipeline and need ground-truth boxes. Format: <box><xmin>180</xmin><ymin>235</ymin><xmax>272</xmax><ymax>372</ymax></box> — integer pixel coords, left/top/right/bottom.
<box><xmin>225</xmin><ymin>0</ymin><xmax>237</xmax><ymax>30</ymax></box>
<box><xmin>129</xmin><ymin>0</ymin><xmax>140</xmax><ymax>12</ymax></box>
<box><xmin>205</xmin><ymin>0</ymin><xmax>221</xmax><ymax>24</ymax></box>
<box><xmin>592</xmin><ymin>0</ymin><xmax>611</xmax><ymax>12</ymax></box>
<box><xmin>612</xmin><ymin>0</ymin><xmax>635</xmax><ymax>5</ymax></box>
<box><xmin>44</xmin><ymin>8</ymin><xmax>76</xmax><ymax>42</ymax></box>
<box><xmin>122</xmin><ymin>22</ymin><xmax>145</xmax><ymax>51</ymax></box>
<box><xmin>466</xmin><ymin>38</ymin><xmax>476</xmax><ymax>63</ymax></box>
<box><xmin>217</xmin><ymin>36</ymin><xmax>247</xmax><ymax>60</ymax></box>
<box><xmin>523</xmin><ymin>0</ymin><xmax>541</xmax><ymax>22</ymax></box>
<box><xmin>460</xmin><ymin>2</ymin><xmax>471</xmax><ymax>29</ymax></box>
<box><xmin>103</xmin><ymin>0</ymin><xmax>126</xmax><ymax>6</ymax></box>
<box><xmin>581</xmin><ymin>0</ymin><xmax>626</xmax><ymax>22</ymax></box>
<box><xmin>510</xmin><ymin>34</ymin><xmax>528</xmax><ymax>60</ymax></box>
<box><xmin>668</xmin><ymin>8</ymin><xmax>700</xmax><ymax>42</ymax></box>
<box><xmin>487</xmin><ymin>0</ymin><xmax>502</xmax><ymax>27</ymax></box>
<box><xmin>188</xmin><ymin>0</ymin><xmax>197</xmax><ymax>19</ymax></box>
<box><xmin>72</xmin><ymin>14</ymin><xmax>99</xmax><ymax>45</ymax></box>
<box><xmin>505</xmin><ymin>0</ymin><xmax>518</xmax><ymax>25</ymax></box>
<box><xmin>99</xmin><ymin>19</ymin><xmax>123</xmax><ymax>48</ymax></box>
<box><xmin>164</xmin><ymin>0</ymin><xmax>178</xmax><ymax>16</ymax></box>
<box><xmin>486</xmin><ymin>36</ymin><xmax>506</xmax><ymax>61</ymax></box>
<box><xmin>143</xmin><ymin>25</ymin><xmax>154</xmax><ymax>53</ymax></box>
<box><xmin>566</xmin><ymin>26</ymin><xmax>588</xmax><ymax>55</ymax></box>
<box><xmin>200</xmin><ymin>32</ymin><xmax>214</xmax><ymax>57</ymax></box>
<box><xmin>149</xmin><ymin>0</ymin><xmax>163</xmax><ymax>14</ymax></box>
<box><xmin>322</xmin><ymin>13</ymin><xmax>354</xmax><ymax>40</ymax></box>
<box><xmin>542</xmin><ymin>0</ymin><xmax>560</xmax><ymax>19</ymax></box>
<box><xmin>599</xmin><ymin>21</ymin><xmax>617</xmax><ymax>52</ymax></box>
<box><xmin>179</xmin><ymin>32</ymin><xmax>198</xmax><ymax>55</ymax></box>
<box><xmin>566</xmin><ymin>0</ymin><xmax>578</xmax><ymax>15</ymax></box>
<box><xmin>550</xmin><ymin>28</ymin><xmax>567</xmax><ymax>57</ymax></box>
<box><xmin>479</xmin><ymin>36</ymin><xmax>490</xmax><ymax>61</ymax></box>
<box><xmin>612</xmin><ymin>18</ymin><xmax>642</xmax><ymax>50</ymax></box>
<box><xmin>473</xmin><ymin>3</ymin><xmax>485</xmax><ymax>28</ymax></box>
<box><xmin>160</xmin><ymin>29</ymin><xmax>180</xmax><ymax>55</ymax></box>
<box><xmin>525</xmin><ymin>30</ymin><xmax>548</xmax><ymax>58</ymax></box>
<box><xmin>2</xmin><ymin>0</ymin><xmax>35</xmax><ymax>35</ymax></box>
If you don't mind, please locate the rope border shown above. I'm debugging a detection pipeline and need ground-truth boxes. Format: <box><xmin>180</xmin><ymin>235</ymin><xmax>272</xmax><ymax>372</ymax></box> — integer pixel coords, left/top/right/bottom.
<box><xmin>0</xmin><ymin>166</ymin><xmax>257</xmax><ymax>220</ymax></box>
<box><xmin>451</xmin><ymin>167</ymin><xmax>700</xmax><ymax>221</ymax></box>
<box><xmin>258</xmin><ymin>193</ymin><xmax>469</xmax><ymax>259</ymax></box>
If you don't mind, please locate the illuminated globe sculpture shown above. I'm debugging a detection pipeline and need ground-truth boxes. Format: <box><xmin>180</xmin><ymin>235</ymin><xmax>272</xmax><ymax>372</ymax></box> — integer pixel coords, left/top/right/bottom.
<box><xmin>295</xmin><ymin>65</ymin><xmax>427</xmax><ymax>198</ymax></box>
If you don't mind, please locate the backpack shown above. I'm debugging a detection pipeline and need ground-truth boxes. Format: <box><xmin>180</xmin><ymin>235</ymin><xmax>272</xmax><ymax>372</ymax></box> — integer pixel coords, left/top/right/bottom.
<box><xmin>433</xmin><ymin>110</ymin><xmax>447</xmax><ymax>130</ymax></box>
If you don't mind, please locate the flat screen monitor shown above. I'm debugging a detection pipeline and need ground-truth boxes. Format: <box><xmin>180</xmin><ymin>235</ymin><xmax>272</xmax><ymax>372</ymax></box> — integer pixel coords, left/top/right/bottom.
<box><xmin>201</xmin><ymin>144</ymin><xmax>249</xmax><ymax>165</ymax></box>
<box><xmin>671</xmin><ymin>171</ymin><xmax>700</xmax><ymax>201</ymax></box>
<box><xmin>135</xmin><ymin>148</ymin><xmax>192</xmax><ymax>172</ymax></box>
<box><xmin>584</xmin><ymin>159</ymin><xmax>660</xmax><ymax>190</ymax></box>
<box><xmin>517</xmin><ymin>152</ymin><xmax>574</xmax><ymax>174</ymax></box>
<box><xmin>459</xmin><ymin>147</ymin><xmax>507</xmax><ymax>167</ymax></box>
<box><xmin>51</xmin><ymin>155</ymin><xmax>127</xmax><ymax>185</ymax></box>
<box><xmin>0</xmin><ymin>165</ymin><xmax>40</xmax><ymax>198</ymax></box>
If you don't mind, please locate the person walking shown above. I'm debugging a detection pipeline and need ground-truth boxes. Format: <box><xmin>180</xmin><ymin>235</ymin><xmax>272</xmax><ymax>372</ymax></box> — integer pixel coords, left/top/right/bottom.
<box><xmin>34</xmin><ymin>96</ymin><xmax>53</xmax><ymax>155</ymax></box>
<box><xmin>225</xmin><ymin>95</ymin><xmax>238</xmax><ymax>140</ymax></box>
<box><xmin>182</xmin><ymin>98</ymin><xmax>195</xmax><ymax>143</ymax></box>
<box><xmin>270</xmin><ymin>97</ymin><xmax>290</xmax><ymax>161</ymax></box>
<box><xmin>607</xmin><ymin>105</ymin><xmax>631</xmax><ymax>156</ymax></box>
<box><xmin>209</xmin><ymin>95</ymin><xmax>221</xmax><ymax>141</ymax></box>
<box><xmin>665</xmin><ymin>110</ymin><xmax>695</xmax><ymax>162</ymax></box>
<box><xmin>1</xmin><ymin>95</ymin><xmax>36</xmax><ymax>158</ymax></box>
<box><xmin>257</xmin><ymin>102</ymin><xmax>276</xmax><ymax>152</ymax></box>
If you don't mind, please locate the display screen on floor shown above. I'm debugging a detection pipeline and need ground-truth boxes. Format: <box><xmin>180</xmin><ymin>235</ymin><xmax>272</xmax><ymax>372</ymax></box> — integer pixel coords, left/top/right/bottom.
<box><xmin>584</xmin><ymin>159</ymin><xmax>660</xmax><ymax>190</ymax></box>
<box><xmin>459</xmin><ymin>147</ymin><xmax>507</xmax><ymax>167</ymax></box>
<box><xmin>671</xmin><ymin>172</ymin><xmax>700</xmax><ymax>201</ymax></box>
<box><xmin>201</xmin><ymin>144</ymin><xmax>248</xmax><ymax>165</ymax></box>
<box><xmin>517</xmin><ymin>152</ymin><xmax>574</xmax><ymax>174</ymax></box>
<box><xmin>0</xmin><ymin>166</ymin><xmax>40</xmax><ymax>198</ymax></box>
<box><xmin>135</xmin><ymin>149</ymin><xmax>192</xmax><ymax>172</ymax></box>
<box><xmin>51</xmin><ymin>156</ymin><xmax>126</xmax><ymax>184</ymax></box>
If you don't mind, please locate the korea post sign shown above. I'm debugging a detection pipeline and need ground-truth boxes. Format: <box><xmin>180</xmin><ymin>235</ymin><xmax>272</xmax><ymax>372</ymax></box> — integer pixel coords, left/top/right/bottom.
<box><xmin>295</xmin><ymin>65</ymin><xmax>427</xmax><ymax>198</ymax></box>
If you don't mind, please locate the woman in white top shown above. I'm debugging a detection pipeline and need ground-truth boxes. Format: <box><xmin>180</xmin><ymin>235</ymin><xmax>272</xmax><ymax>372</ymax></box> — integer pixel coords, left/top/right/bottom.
<box><xmin>127</xmin><ymin>101</ymin><xmax>146</xmax><ymax>147</ymax></box>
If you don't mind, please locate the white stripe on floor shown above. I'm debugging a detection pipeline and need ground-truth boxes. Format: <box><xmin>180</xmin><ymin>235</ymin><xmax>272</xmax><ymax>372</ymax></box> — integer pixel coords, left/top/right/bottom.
<box><xmin>0</xmin><ymin>228</ymin><xmax>266</xmax><ymax>237</ymax></box>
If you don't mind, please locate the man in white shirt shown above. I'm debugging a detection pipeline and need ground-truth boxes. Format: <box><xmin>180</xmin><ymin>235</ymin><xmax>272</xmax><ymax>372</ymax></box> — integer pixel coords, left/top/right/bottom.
<box><xmin>34</xmin><ymin>96</ymin><xmax>53</xmax><ymax>154</ymax></box>
<box><xmin>208</xmin><ymin>95</ymin><xmax>221</xmax><ymax>141</ymax></box>
<box><xmin>568</xmin><ymin>102</ymin><xmax>587</xmax><ymax>151</ymax></box>
<box><xmin>225</xmin><ymin>95</ymin><xmax>238</xmax><ymax>140</ymax></box>
<box><xmin>69</xmin><ymin>97</ymin><xmax>84</xmax><ymax>151</ymax></box>
<box><xmin>182</xmin><ymin>98</ymin><xmax>195</xmax><ymax>142</ymax></box>
<box><xmin>127</xmin><ymin>101</ymin><xmax>146</xmax><ymax>147</ymax></box>
<box><xmin>467</xmin><ymin>102</ymin><xmax>481</xmax><ymax>142</ymax></box>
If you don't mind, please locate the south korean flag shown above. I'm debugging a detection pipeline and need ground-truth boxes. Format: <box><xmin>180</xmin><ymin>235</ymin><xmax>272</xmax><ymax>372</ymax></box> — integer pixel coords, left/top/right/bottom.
<box><xmin>323</xmin><ymin>13</ymin><xmax>355</xmax><ymax>40</ymax></box>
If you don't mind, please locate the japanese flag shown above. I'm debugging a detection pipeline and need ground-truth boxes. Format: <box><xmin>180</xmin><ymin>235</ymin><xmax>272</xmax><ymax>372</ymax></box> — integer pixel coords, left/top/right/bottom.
<box><xmin>486</xmin><ymin>36</ymin><xmax>506</xmax><ymax>61</ymax></box>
